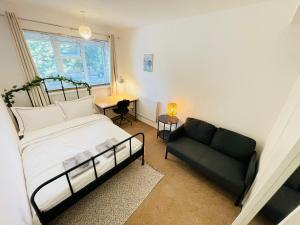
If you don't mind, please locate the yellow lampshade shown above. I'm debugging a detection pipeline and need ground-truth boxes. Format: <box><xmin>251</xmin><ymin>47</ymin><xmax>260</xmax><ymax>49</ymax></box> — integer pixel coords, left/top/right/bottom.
<box><xmin>167</xmin><ymin>103</ymin><xmax>177</xmax><ymax>116</ymax></box>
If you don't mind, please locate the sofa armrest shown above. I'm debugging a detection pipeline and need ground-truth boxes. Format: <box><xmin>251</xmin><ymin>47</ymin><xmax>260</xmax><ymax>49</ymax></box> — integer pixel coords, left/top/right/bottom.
<box><xmin>235</xmin><ymin>152</ymin><xmax>258</xmax><ymax>206</ymax></box>
<box><xmin>168</xmin><ymin>125</ymin><xmax>185</xmax><ymax>142</ymax></box>
<box><xmin>245</xmin><ymin>151</ymin><xmax>258</xmax><ymax>190</ymax></box>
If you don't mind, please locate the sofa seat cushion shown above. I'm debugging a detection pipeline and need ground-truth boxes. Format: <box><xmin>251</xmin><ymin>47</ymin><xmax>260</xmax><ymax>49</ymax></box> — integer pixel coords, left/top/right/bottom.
<box><xmin>210</xmin><ymin>128</ymin><xmax>256</xmax><ymax>162</ymax></box>
<box><xmin>198</xmin><ymin>149</ymin><xmax>247</xmax><ymax>195</ymax></box>
<box><xmin>167</xmin><ymin>137</ymin><xmax>211</xmax><ymax>163</ymax></box>
<box><xmin>167</xmin><ymin>137</ymin><xmax>246</xmax><ymax>195</ymax></box>
<box><xmin>285</xmin><ymin>167</ymin><xmax>300</xmax><ymax>190</ymax></box>
<box><xmin>263</xmin><ymin>185</ymin><xmax>300</xmax><ymax>222</ymax></box>
<box><xmin>184</xmin><ymin>118</ymin><xmax>216</xmax><ymax>145</ymax></box>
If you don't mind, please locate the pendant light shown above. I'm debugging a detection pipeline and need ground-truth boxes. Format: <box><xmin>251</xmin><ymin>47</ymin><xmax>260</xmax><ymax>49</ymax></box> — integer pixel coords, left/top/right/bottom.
<box><xmin>79</xmin><ymin>11</ymin><xmax>92</xmax><ymax>39</ymax></box>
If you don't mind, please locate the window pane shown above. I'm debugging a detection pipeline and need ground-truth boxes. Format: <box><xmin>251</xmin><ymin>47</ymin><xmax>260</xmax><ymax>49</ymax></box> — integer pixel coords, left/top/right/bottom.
<box><xmin>24</xmin><ymin>30</ymin><xmax>110</xmax><ymax>90</ymax></box>
<box><xmin>60</xmin><ymin>41</ymin><xmax>80</xmax><ymax>56</ymax></box>
<box><xmin>63</xmin><ymin>58</ymin><xmax>84</xmax><ymax>82</ymax></box>
<box><xmin>84</xmin><ymin>43</ymin><xmax>103</xmax><ymax>85</ymax></box>
<box><xmin>26</xmin><ymin>39</ymin><xmax>57</xmax><ymax>78</ymax></box>
<box><xmin>84</xmin><ymin>42</ymin><xmax>109</xmax><ymax>85</ymax></box>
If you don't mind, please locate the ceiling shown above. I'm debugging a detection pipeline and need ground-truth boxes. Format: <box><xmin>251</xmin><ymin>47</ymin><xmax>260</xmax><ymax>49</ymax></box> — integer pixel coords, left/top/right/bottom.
<box><xmin>291</xmin><ymin>3</ymin><xmax>300</xmax><ymax>24</ymax></box>
<box><xmin>4</xmin><ymin>0</ymin><xmax>269</xmax><ymax>28</ymax></box>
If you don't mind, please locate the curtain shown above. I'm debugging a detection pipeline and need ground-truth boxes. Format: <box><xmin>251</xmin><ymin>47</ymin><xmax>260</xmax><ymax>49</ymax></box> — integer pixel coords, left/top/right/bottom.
<box><xmin>109</xmin><ymin>34</ymin><xmax>118</xmax><ymax>96</ymax></box>
<box><xmin>5</xmin><ymin>11</ymin><xmax>47</xmax><ymax>106</ymax></box>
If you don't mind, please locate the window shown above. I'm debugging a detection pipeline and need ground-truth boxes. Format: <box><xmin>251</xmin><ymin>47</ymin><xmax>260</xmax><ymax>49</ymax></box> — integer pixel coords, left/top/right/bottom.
<box><xmin>24</xmin><ymin>31</ymin><xmax>110</xmax><ymax>90</ymax></box>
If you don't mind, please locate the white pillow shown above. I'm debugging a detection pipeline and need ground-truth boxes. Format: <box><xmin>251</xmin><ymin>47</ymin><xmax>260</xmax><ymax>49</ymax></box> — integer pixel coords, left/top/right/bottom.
<box><xmin>56</xmin><ymin>96</ymin><xmax>98</xmax><ymax>120</ymax></box>
<box><xmin>11</xmin><ymin>105</ymin><xmax>65</xmax><ymax>136</ymax></box>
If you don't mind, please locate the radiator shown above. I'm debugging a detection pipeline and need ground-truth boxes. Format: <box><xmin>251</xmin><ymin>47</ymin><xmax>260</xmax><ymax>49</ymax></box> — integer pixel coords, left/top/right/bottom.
<box><xmin>137</xmin><ymin>97</ymin><xmax>159</xmax><ymax>123</ymax></box>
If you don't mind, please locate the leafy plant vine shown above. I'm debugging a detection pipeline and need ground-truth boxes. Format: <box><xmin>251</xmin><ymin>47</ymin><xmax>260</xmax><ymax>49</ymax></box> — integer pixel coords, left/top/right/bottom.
<box><xmin>1</xmin><ymin>76</ymin><xmax>91</xmax><ymax>107</ymax></box>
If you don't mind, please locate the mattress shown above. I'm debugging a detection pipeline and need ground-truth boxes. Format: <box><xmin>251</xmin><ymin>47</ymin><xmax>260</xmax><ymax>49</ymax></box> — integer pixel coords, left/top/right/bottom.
<box><xmin>20</xmin><ymin>114</ymin><xmax>142</xmax><ymax>212</ymax></box>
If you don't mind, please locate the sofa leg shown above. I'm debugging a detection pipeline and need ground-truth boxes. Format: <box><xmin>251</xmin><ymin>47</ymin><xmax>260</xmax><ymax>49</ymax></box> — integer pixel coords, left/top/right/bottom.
<box><xmin>235</xmin><ymin>197</ymin><xmax>242</xmax><ymax>207</ymax></box>
<box><xmin>235</xmin><ymin>191</ymin><xmax>246</xmax><ymax>207</ymax></box>
<box><xmin>165</xmin><ymin>150</ymin><xmax>168</xmax><ymax>159</ymax></box>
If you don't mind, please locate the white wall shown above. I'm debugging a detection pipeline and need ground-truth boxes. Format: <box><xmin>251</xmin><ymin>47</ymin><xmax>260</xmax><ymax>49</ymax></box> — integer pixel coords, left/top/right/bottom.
<box><xmin>117</xmin><ymin>0</ymin><xmax>300</xmax><ymax>150</ymax></box>
<box><xmin>0</xmin><ymin>97</ymin><xmax>32</xmax><ymax>225</ymax></box>
<box><xmin>0</xmin><ymin>1</ymin><xmax>120</xmax><ymax>106</ymax></box>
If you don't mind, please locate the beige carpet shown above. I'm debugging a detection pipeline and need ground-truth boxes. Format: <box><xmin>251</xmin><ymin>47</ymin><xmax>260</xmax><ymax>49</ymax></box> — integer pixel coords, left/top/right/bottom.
<box><xmin>122</xmin><ymin>121</ymin><xmax>274</xmax><ymax>225</ymax></box>
<box><xmin>50</xmin><ymin>160</ymin><xmax>164</xmax><ymax>225</ymax></box>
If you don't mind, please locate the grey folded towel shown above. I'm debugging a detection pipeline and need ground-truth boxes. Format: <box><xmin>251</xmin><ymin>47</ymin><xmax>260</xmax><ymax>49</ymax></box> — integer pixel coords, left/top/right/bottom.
<box><xmin>63</xmin><ymin>150</ymin><xmax>99</xmax><ymax>178</ymax></box>
<box><xmin>95</xmin><ymin>138</ymin><xmax>126</xmax><ymax>158</ymax></box>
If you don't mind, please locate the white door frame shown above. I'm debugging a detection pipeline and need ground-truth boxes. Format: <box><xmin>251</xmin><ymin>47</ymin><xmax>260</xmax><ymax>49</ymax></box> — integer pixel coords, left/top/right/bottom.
<box><xmin>232</xmin><ymin>74</ymin><xmax>300</xmax><ymax>225</ymax></box>
<box><xmin>279</xmin><ymin>205</ymin><xmax>300</xmax><ymax>225</ymax></box>
<box><xmin>232</xmin><ymin>140</ymin><xmax>300</xmax><ymax>225</ymax></box>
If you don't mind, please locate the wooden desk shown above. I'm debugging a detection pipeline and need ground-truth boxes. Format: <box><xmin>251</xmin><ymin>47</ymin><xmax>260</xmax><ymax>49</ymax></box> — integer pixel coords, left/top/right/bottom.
<box><xmin>95</xmin><ymin>95</ymin><xmax>138</xmax><ymax>120</ymax></box>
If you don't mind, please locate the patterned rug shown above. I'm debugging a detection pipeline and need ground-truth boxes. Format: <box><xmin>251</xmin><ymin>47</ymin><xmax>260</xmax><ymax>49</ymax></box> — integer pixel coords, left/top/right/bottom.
<box><xmin>50</xmin><ymin>160</ymin><xmax>164</xmax><ymax>225</ymax></box>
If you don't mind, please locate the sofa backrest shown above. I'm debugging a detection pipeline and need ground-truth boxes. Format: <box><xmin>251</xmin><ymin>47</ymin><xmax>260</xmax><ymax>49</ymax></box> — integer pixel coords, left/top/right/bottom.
<box><xmin>210</xmin><ymin>128</ymin><xmax>256</xmax><ymax>162</ymax></box>
<box><xmin>285</xmin><ymin>167</ymin><xmax>300</xmax><ymax>190</ymax></box>
<box><xmin>184</xmin><ymin>117</ymin><xmax>216</xmax><ymax>145</ymax></box>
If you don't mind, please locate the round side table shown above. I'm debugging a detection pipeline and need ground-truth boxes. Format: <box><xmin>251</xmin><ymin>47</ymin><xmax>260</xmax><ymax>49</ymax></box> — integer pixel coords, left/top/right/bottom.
<box><xmin>157</xmin><ymin>114</ymin><xmax>179</xmax><ymax>141</ymax></box>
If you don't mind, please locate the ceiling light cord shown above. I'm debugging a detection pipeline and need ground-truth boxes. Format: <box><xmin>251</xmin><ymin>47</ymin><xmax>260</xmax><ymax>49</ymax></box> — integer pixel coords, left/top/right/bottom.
<box><xmin>78</xmin><ymin>11</ymin><xmax>92</xmax><ymax>39</ymax></box>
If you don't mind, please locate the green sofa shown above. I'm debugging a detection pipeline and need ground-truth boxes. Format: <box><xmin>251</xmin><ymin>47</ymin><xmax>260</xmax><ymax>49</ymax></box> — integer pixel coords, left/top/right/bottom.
<box><xmin>165</xmin><ymin>117</ymin><xmax>257</xmax><ymax>205</ymax></box>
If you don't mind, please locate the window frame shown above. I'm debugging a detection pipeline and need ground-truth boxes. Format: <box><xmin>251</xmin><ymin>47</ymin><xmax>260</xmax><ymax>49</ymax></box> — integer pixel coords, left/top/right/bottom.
<box><xmin>23</xmin><ymin>29</ymin><xmax>111</xmax><ymax>92</ymax></box>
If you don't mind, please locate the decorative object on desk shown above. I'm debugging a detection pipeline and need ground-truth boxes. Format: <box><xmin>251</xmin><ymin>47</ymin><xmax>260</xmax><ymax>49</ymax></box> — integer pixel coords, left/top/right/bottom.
<box><xmin>117</xmin><ymin>76</ymin><xmax>126</xmax><ymax>94</ymax></box>
<box><xmin>167</xmin><ymin>102</ymin><xmax>177</xmax><ymax>117</ymax></box>
<box><xmin>157</xmin><ymin>114</ymin><xmax>179</xmax><ymax>141</ymax></box>
<box><xmin>78</xmin><ymin>11</ymin><xmax>92</xmax><ymax>39</ymax></box>
<box><xmin>118</xmin><ymin>76</ymin><xmax>125</xmax><ymax>84</ymax></box>
<box><xmin>144</xmin><ymin>54</ymin><xmax>153</xmax><ymax>72</ymax></box>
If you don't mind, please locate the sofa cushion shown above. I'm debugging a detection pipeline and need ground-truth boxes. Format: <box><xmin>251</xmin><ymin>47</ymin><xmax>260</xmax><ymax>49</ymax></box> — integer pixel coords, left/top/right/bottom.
<box><xmin>198</xmin><ymin>149</ymin><xmax>247</xmax><ymax>195</ymax></box>
<box><xmin>263</xmin><ymin>185</ymin><xmax>300</xmax><ymax>222</ymax></box>
<box><xmin>210</xmin><ymin>128</ymin><xmax>256</xmax><ymax>162</ymax></box>
<box><xmin>184</xmin><ymin>118</ymin><xmax>216</xmax><ymax>145</ymax></box>
<box><xmin>167</xmin><ymin>137</ymin><xmax>246</xmax><ymax>195</ymax></box>
<box><xmin>167</xmin><ymin>137</ymin><xmax>211</xmax><ymax>163</ymax></box>
<box><xmin>285</xmin><ymin>167</ymin><xmax>300</xmax><ymax>190</ymax></box>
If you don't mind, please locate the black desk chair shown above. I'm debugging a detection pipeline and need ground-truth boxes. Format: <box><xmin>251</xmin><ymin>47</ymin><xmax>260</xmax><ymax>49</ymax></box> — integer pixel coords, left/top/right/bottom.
<box><xmin>113</xmin><ymin>99</ymin><xmax>132</xmax><ymax>126</ymax></box>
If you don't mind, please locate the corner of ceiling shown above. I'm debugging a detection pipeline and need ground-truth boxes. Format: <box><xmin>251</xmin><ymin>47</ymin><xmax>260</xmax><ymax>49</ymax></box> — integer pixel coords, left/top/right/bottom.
<box><xmin>290</xmin><ymin>0</ymin><xmax>300</xmax><ymax>24</ymax></box>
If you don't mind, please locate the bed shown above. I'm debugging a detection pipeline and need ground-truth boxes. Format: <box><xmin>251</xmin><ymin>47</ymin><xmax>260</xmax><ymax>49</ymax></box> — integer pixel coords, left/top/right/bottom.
<box><xmin>3</xmin><ymin>77</ymin><xmax>145</xmax><ymax>225</ymax></box>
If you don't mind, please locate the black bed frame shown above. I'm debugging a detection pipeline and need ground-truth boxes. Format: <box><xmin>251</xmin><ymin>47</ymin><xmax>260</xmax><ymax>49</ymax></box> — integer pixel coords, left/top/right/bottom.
<box><xmin>3</xmin><ymin>77</ymin><xmax>145</xmax><ymax>224</ymax></box>
<box><xmin>32</xmin><ymin>133</ymin><xmax>145</xmax><ymax>224</ymax></box>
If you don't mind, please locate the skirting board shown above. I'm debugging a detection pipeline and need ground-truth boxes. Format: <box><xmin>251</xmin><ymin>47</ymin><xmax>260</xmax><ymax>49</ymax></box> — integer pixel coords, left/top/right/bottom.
<box><xmin>137</xmin><ymin>114</ymin><xmax>157</xmax><ymax>128</ymax></box>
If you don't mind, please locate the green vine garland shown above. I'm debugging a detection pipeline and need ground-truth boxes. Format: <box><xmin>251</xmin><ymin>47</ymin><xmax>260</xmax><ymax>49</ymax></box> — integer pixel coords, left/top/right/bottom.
<box><xmin>1</xmin><ymin>76</ymin><xmax>91</xmax><ymax>107</ymax></box>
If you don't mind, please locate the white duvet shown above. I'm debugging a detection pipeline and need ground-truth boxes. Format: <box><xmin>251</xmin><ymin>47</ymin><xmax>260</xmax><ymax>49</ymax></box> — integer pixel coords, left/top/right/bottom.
<box><xmin>20</xmin><ymin>114</ymin><xmax>142</xmax><ymax>211</ymax></box>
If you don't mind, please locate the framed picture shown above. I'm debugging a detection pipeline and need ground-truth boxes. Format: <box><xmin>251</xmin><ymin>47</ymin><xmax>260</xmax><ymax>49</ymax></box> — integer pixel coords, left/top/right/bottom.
<box><xmin>144</xmin><ymin>54</ymin><xmax>153</xmax><ymax>72</ymax></box>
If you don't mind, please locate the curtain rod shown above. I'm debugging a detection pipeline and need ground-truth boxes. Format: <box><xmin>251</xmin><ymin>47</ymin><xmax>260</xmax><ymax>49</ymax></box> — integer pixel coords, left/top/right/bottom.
<box><xmin>23</xmin><ymin>28</ymin><xmax>108</xmax><ymax>43</ymax></box>
<box><xmin>0</xmin><ymin>13</ymin><xmax>110</xmax><ymax>37</ymax></box>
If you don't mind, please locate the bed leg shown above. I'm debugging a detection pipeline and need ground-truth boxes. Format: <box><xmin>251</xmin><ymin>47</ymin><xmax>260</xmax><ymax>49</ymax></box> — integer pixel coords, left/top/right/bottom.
<box><xmin>142</xmin><ymin>156</ymin><xmax>145</xmax><ymax>165</ymax></box>
<box><xmin>141</xmin><ymin>151</ymin><xmax>145</xmax><ymax>166</ymax></box>
<box><xmin>165</xmin><ymin>150</ymin><xmax>168</xmax><ymax>159</ymax></box>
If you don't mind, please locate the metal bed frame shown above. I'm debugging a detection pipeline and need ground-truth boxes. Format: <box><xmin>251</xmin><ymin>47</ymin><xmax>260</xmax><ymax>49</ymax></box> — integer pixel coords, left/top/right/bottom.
<box><xmin>27</xmin><ymin>77</ymin><xmax>91</xmax><ymax>106</ymax></box>
<box><xmin>32</xmin><ymin>133</ymin><xmax>144</xmax><ymax>224</ymax></box>
<box><xmin>3</xmin><ymin>77</ymin><xmax>145</xmax><ymax>224</ymax></box>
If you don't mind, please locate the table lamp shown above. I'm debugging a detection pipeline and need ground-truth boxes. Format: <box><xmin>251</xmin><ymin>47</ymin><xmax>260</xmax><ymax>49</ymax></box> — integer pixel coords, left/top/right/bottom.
<box><xmin>117</xmin><ymin>76</ymin><xmax>125</xmax><ymax>94</ymax></box>
<box><xmin>167</xmin><ymin>103</ymin><xmax>177</xmax><ymax>117</ymax></box>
